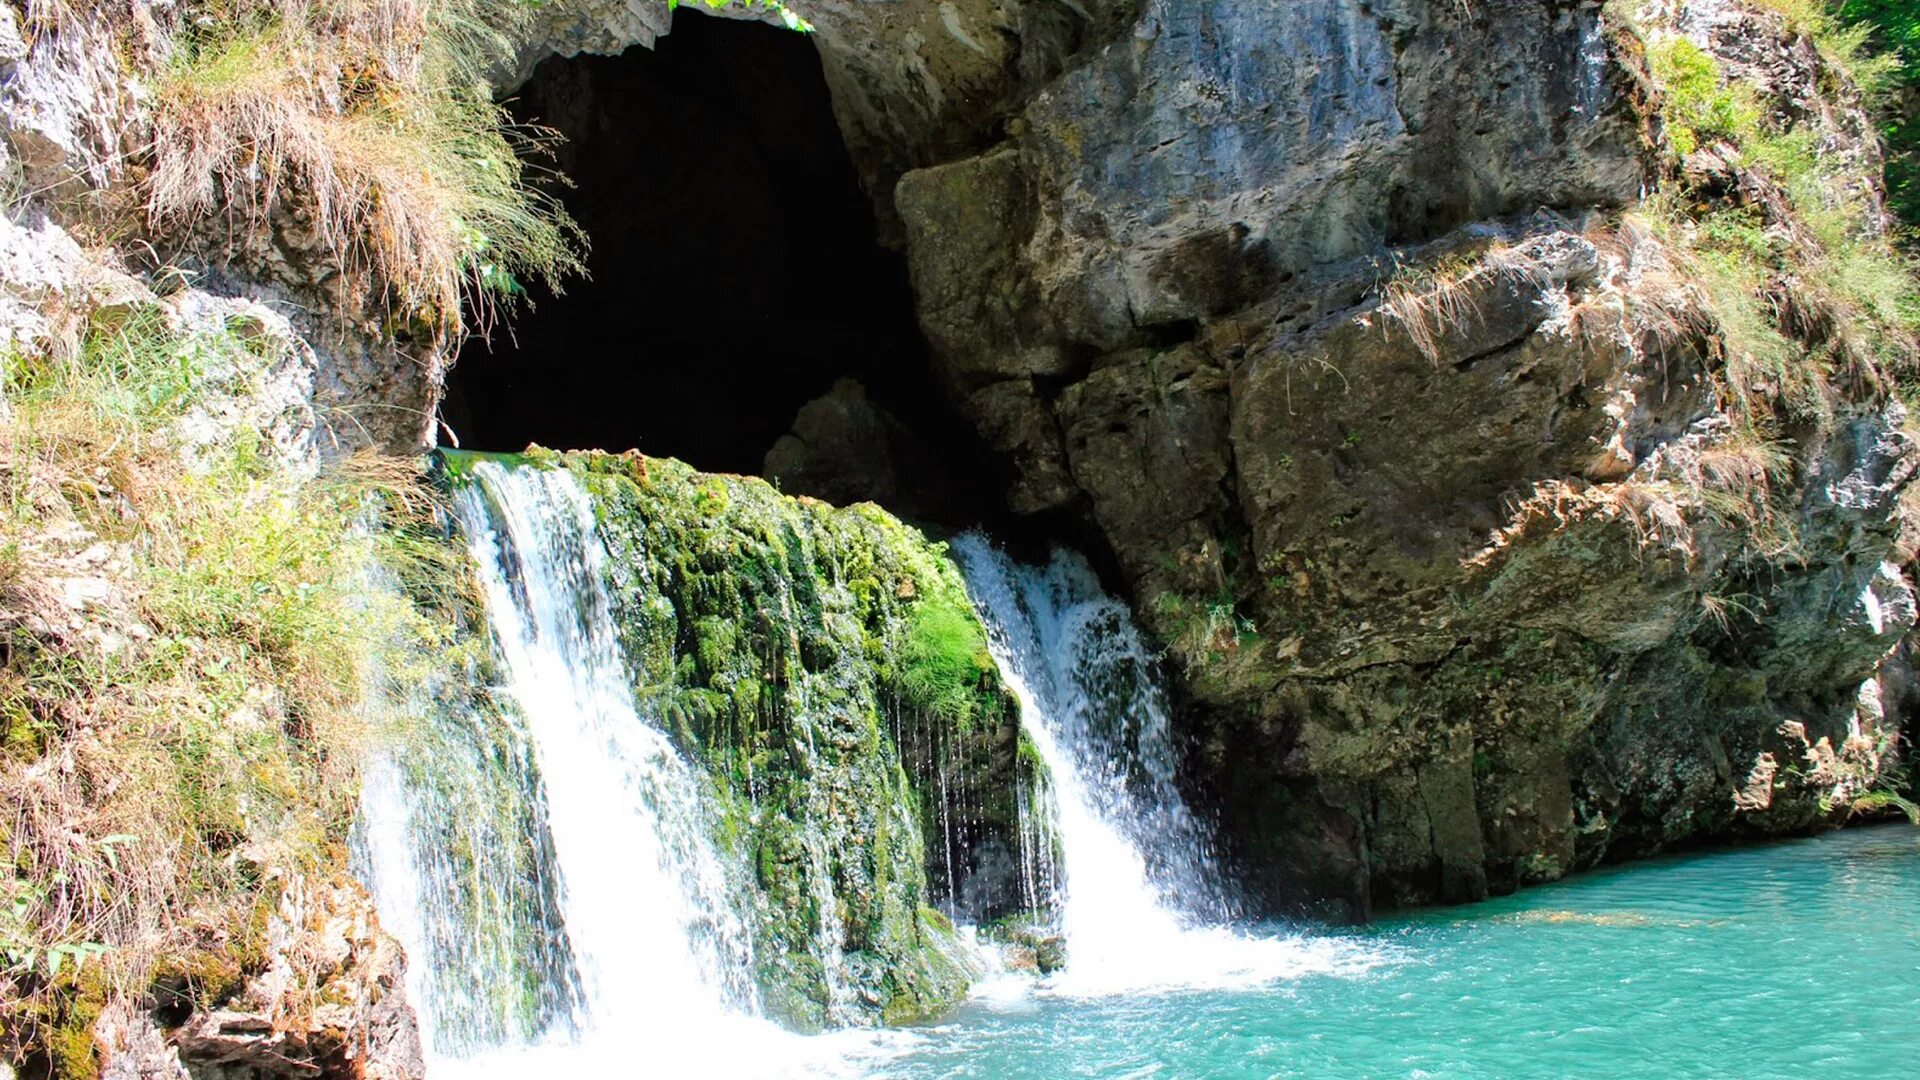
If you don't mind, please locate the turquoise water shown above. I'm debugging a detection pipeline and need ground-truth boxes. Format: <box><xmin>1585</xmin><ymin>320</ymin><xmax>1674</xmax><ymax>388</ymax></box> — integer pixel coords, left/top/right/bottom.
<box><xmin>893</xmin><ymin>825</ymin><xmax>1920</xmax><ymax>1079</ymax></box>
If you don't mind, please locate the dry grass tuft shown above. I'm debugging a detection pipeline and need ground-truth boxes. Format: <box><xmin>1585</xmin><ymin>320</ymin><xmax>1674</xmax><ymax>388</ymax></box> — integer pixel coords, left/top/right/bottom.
<box><xmin>1378</xmin><ymin>244</ymin><xmax>1551</xmax><ymax>364</ymax></box>
<box><xmin>146</xmin><ymin>0</ymin><xmax>584</xmax><ymax>334</ymax></box>
<box><xmin>1380</xmin><ymin>253</ymin><xmax>1493</xmax><ymax>363</ymax></box>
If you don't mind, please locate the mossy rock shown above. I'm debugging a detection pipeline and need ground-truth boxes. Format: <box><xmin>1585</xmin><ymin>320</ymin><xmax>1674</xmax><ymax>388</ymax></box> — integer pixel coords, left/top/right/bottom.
<box><xmin>443</xmin><ymin>449</ymin><xmax>1045</xmax><ymax>1029</ymax></box>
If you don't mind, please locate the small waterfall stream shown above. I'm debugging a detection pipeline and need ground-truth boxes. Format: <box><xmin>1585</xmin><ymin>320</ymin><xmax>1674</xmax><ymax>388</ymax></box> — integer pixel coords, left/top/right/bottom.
<box><xmin>953</xmin><ymin>536</ymin><xmax>1374</xmax><ymax>995</ymax></box>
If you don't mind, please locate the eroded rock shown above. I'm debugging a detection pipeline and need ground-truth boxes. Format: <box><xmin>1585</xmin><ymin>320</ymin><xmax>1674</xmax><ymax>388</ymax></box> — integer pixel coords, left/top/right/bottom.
<box><xmin>878</xmin><ymin>0</ymin><xmax>1916</xmax><ymax>917</ymax></box>
<box><xmin>165</xmin><ymin>876</ymin><xmax>423</xmax><ymax>1080</ymax></box>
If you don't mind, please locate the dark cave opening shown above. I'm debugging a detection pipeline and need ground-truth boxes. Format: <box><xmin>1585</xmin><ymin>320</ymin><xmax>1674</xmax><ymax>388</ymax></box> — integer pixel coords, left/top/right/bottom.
<box><xmin>444</xmin><ymin>11</ymin><xmax>1009</xmax><ymax>528</ymax></box>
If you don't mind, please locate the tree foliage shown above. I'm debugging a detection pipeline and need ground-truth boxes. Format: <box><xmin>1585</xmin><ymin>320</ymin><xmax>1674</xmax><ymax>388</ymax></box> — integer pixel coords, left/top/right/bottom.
<box><xmin>1840</xmin><ymin>0</ymin><xmax>1920</xmax><ymax>229</ymax></box>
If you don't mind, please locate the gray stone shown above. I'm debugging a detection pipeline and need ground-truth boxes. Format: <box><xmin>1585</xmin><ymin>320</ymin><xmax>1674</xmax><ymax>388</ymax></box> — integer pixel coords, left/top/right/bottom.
<box><xmin>764</xmin><ymin>377</ymin><xmax>902</xmax><ymax>504</ymax></box>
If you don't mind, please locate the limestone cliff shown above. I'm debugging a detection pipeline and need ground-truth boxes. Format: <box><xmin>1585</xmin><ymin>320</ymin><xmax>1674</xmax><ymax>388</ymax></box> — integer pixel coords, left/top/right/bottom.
<box><xmin>872</xmin><ymin>0</ymin><xmax>1920</xmax><ymax>915</ymax></box>
<box><xmin>517</xmin><ymin>0</ymin><xmax>1920</xmax><ymax>919</ymax></box>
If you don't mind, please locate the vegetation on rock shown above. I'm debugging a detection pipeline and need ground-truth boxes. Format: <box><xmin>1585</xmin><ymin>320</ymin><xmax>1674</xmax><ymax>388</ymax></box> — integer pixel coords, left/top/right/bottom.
<box><xmin>0</xmin><ymin>300</ymin><xmax>463</xmax><ymax>1072</ymax></box>
<box><xmin>1838</xmin><ymin>0</ymin><xmax>1920</xmax><ymax>229</ymax></box>
<box><xmin>512</xmin><ymin>451</ymin><xmax>1039</xmax><ymax>1029</ymax></box>
<box><xmin>1642</xmin><ymin>5</ymin><xmax>1917</xmax><ymax>430</ymax></box>
<box><xmin>147</xmin><ymin>0</ymin><xmax>585</xmax><ymax>331</ymax></box>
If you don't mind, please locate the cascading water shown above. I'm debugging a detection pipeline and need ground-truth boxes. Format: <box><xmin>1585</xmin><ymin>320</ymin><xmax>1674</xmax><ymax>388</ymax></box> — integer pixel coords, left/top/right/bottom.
<box><xmin>354</xmin><ymin>453</ymin><xmax>1376</xmax><ymax>1078</ymax></box>
<box><xmin>356</xmin><ymin>461</ymin><xmax>883</xmax><ymax>1078</ymax></box>
<box><xmin>954</xmin><ymin>536</ymin><xmax>1381</xmax><ymax>994</ymax></box>
<box><xmin>455</xmin><ymin>463</ymin><xmax>758</xmax><ymax>1035</ymax></box>
<box><xmin>349</xmin><ymin>545</ymin><xmax>580</xmax><ymax>1055</ymax></box>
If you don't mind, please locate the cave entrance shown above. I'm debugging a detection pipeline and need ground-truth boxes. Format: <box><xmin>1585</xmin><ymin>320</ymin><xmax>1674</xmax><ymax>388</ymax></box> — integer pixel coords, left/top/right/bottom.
<box><xmin>445</xmin><ymin>10</ymin><xmax>1002</xmax><ymax>526</ymax></box>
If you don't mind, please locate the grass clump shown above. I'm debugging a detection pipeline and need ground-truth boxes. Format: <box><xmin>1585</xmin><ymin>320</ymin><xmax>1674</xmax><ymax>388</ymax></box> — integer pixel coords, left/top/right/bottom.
<box><xmin>1638</xmin><ymin>10</ymin><xmax>1920</xmax><ymax>422</ymax></box>
<box><xmin>899</xmin><ymin>591</ymin><xmax>994</xmax><ymax>731</ymax></box>
<box><xmin>1648</xmin><ymin>36</ymin><xmax>1763</xmax><ymax>157</ymax></box>
<box><xmin>0</xmin><ymin>303</ymin><xmax>469</xmax><ymax>1062</ymax></box>
<box><xmin>147</xmin><ymin>0</ymin><xmax>585</xmax><ymax>333</ymax></box>
<box><xmin>1849</xmin><ymin>785</ymin><xmax>1920</xmax><ymax>822</ymax></box>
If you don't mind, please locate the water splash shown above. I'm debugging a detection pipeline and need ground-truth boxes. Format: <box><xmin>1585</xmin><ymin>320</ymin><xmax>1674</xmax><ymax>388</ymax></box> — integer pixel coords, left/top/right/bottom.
<box><xmin>953</xmin><ymin>537</ymin><xmax>1387</xmax><ymax>996</ymax></box>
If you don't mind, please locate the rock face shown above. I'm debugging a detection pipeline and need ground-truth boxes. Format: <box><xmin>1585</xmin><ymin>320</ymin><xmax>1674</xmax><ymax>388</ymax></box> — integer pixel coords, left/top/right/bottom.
<box><xmin>91</xmin><ymin>876</ymin><xmax>422</xmax><ymax>1080</ymax></box>
<box><xmin>874</xmin><ymin>0</ymin><xmax>1919</xmax><ymax>916</ymax></box>
<box><xmin>0</xmin><ymin>5</ymin><xmax>446</xmax><ymax>456</ymax></box>
<box><xmin>1194</xmin><ymin>225</ymin><xmax>1916</xmax><ymax>913</ymax></box>
<box><xmin>167</xmin><ymin>877</ymin><xmax>424</xmax><ymax>1080</ymax></box>
<box><xmin>764</xmin><ymin>378</ymin><xmax>906</xmax><ymax>506</ymax></box>
<box><xmin>894</xmin><ymin>0</ymin><xmax>1650</xmax><ymax>406</ymax></box>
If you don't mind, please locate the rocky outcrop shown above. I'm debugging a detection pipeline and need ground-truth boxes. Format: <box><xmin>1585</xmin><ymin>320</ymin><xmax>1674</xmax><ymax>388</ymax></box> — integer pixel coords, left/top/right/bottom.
<box><xmin>874</xmin><ymin>0</ymin><xmax>1918</xmax><ymax>916</ymax></box>
<box><xmin>164</xmin><ymin>875</ymin><xmax>423</xmax><ymax>1080</ymax></box>
<box><xmin>1</xmin><ymin>12</ymin><xmax>435</xmax><ymax>1072</ymax></box>
<box><xmin>764</xmin><ymin>378</ymin><xmax>907</xmax><ymax>506</ymax></box>
<box><xmin>512</xmin><ymin>0</ymin><xmax>1137</xmax><ymax>244</ymax></box>
<box><xmin>895</xmin><ymin>0</ymin><xmax>1651</xmax><ymax>419</ymax></box>
<box><xmin>78</xmin><ymin>875</ymin><xmax>421</xmax><ymax>1080</ymax></box>
<box><xmin>0</xmin><ymin>5</ymin><xmax>450</xmax><ymax>457</ymax></box>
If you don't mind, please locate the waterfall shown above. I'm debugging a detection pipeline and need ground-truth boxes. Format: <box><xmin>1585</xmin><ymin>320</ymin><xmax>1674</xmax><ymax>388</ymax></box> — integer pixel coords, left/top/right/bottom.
<box><xmin>353</xmin><ymin>451</ymin><xmax>1374</xmax><ymax>1078</ymax></box>
<box><xmin>357</xmin><ymin>460</ymin><xmax>886</xmax><ymax>1078</ymax></box>
<box><xmin>453</xmin><ymin>462</ymin><xmax>758</xmax><ymax>1034</ymax></box>
<box><xmin>953</xmin><ymin>536</ymin><xmax>1378</xmax><ymax>995</ymax></box>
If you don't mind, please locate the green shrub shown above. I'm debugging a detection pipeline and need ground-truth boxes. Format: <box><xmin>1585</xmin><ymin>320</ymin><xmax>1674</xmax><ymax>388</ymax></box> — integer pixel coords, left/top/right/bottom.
<box><xmin>899</xmin><ymin>596</ymin><xmax>993</xmax><ymax>729</ymax></box>
<box><xmin>1651</xmin><ymin>36</ymin><xmax>1762</xmax><ymax>155</ymax></box>
<box><xmin>1840</xmin><ymin>0</ymin><xmax>1920</xmax><ymax>229</ymax></box>
<box><xmin>1849</xmin><ymin>786</ymin><xmax>1920</xmax><ymax>822</ymax></box>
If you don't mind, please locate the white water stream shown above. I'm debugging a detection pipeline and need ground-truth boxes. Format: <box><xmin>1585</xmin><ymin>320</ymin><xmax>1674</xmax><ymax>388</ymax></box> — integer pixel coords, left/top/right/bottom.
<box><xmin>357</xmin><ymin>462</ymin><xmax>885</xmax><ymax>1078</ymax></box>
<box><xmin>953</xmin><ymin>537</ymin><xmax>1381</xmax><ymax>996</ymax></box>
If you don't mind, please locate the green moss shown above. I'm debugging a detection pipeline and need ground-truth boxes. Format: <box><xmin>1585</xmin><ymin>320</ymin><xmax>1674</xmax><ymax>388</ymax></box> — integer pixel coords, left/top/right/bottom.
<box><xmin>47</xmin><ymin>1007</ymin><xmax>100</xmax><ymax>1080</ymax></box>
<box><xmin>477</xmin><ymin>450</ymin><xmax>1028</xmax><ymax>1028</ymax></box>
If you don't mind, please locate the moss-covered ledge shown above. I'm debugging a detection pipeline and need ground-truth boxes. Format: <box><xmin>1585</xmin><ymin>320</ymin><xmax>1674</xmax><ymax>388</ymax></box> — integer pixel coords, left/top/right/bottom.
<box><xmin>450</xmin><ymin>448</ymin><xmax>1048</xmax><ymax>1030</ymax></box>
